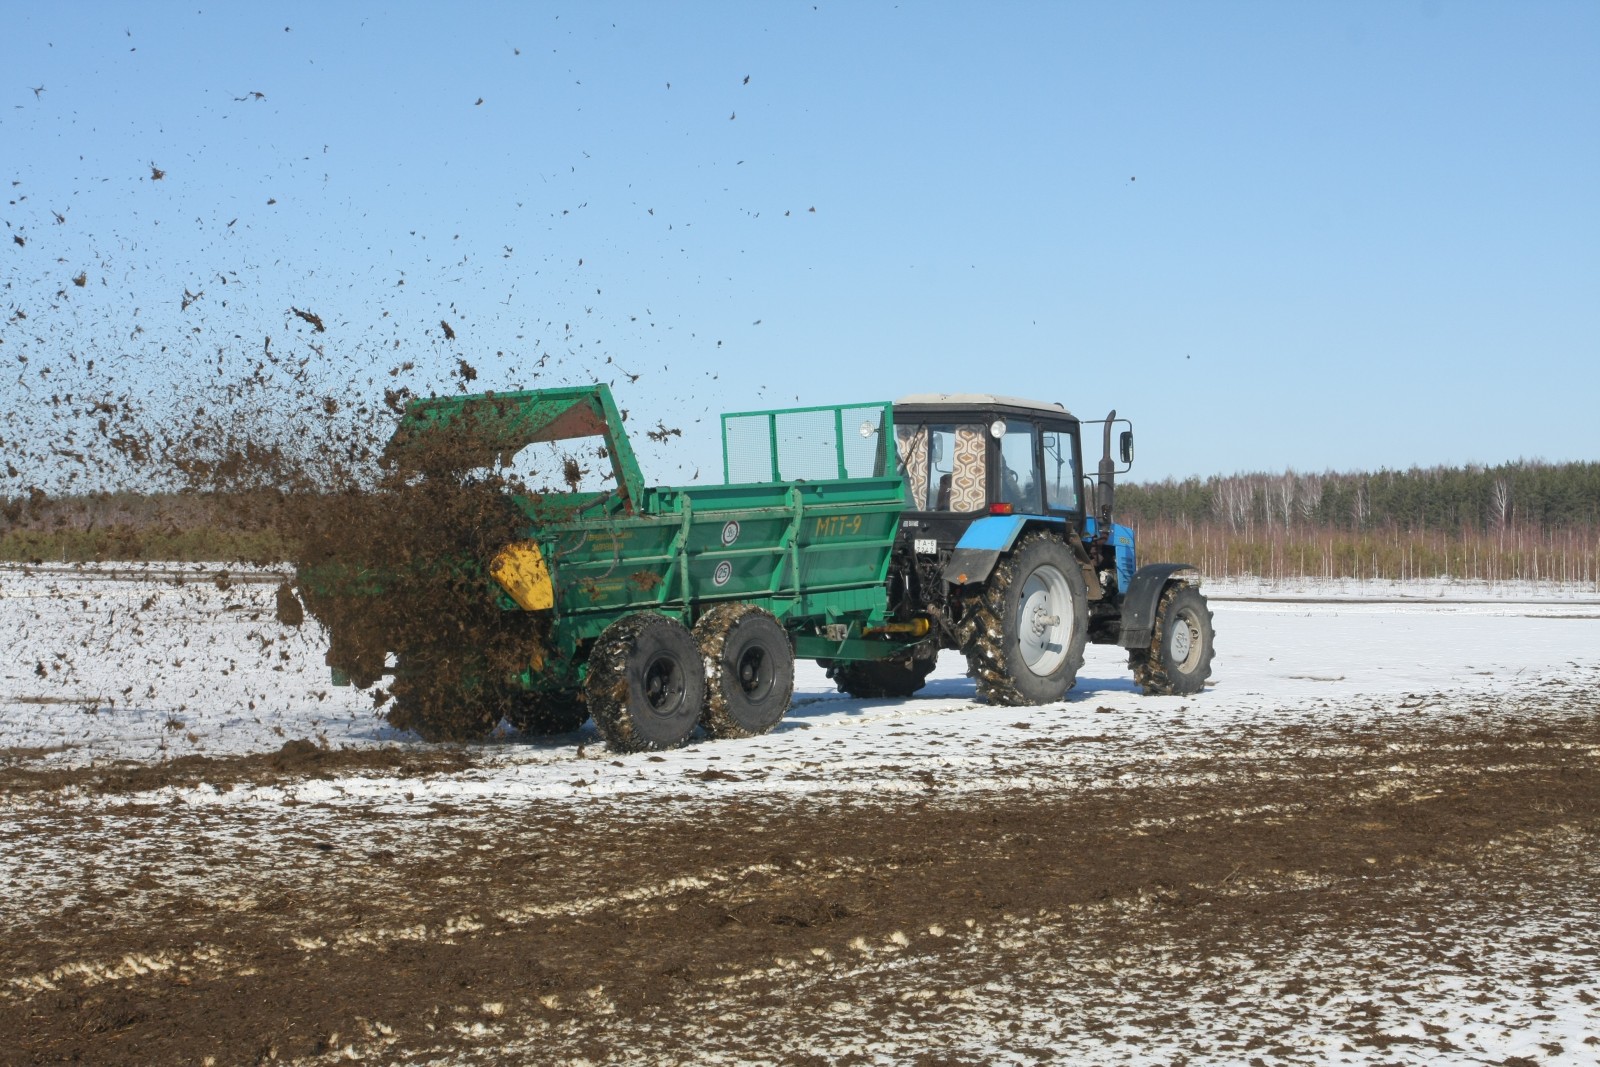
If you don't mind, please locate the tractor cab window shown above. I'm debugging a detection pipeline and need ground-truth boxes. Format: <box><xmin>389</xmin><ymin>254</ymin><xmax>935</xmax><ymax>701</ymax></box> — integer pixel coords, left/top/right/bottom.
<box><xmin>1041</xmin><ymin>428</ymin><xmax>1080</xmax><ymax>512</ymax></box>
<box><xmin>895</xmin><ymin>422</ymin><xmax>987</xmax><ymax>511</ymax></box>
<box><xmin>996</xmin><ymin>420</ymin><xmax>1042</xmax><ymax>513</ymax></box>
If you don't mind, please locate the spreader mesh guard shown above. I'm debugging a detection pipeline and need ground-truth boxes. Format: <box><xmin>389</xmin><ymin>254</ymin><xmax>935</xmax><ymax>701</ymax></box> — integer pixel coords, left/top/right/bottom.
<box><xmin>721</xmin><ymin>402</ymin><xmax>893</xmax><ymax>485</ymax></box>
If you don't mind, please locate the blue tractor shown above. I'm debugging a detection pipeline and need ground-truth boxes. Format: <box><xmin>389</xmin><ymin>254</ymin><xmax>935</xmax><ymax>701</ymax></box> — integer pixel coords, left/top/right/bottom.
<box><xmin>826</xmin><ymin>393</ymin><xmax>1215</xmax><ymax>703</ymax></box>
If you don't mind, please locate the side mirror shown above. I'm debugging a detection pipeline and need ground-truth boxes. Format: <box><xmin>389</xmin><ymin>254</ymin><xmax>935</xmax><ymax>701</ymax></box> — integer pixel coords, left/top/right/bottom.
<box><xmin>1119</xmin><ymin>430</ymin><xmax>1134</xmax><ymax>466</ymax></box>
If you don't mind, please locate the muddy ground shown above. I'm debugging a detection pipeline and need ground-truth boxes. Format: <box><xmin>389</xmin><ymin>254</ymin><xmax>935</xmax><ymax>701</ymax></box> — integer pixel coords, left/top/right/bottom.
<box><xmin>3</xmin><ymin>682</ymin><xmax>1597</xmax><ymax>1066</ymax></box>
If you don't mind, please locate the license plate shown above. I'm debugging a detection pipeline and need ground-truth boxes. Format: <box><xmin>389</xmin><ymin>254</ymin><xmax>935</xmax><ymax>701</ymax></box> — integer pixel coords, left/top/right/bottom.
<box><xmin>914</xmin><ymin>538</ymin><xmax>938</xmax><ymax>555</ymax></box>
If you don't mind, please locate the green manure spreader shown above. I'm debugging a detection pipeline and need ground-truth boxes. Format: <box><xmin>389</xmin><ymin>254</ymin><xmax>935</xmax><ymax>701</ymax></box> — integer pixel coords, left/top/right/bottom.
<box><xmin>298</xmin><ymin>383</ymin><xmax>930</xmax><ymax>751</ymax></box>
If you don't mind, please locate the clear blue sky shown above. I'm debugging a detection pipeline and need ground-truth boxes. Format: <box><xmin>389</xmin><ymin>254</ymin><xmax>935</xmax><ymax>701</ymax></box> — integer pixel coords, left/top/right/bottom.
<box><xmin>4</xmin><ymin>1</ymin><xmax>1596</xmax><ymax>486</ymax></box>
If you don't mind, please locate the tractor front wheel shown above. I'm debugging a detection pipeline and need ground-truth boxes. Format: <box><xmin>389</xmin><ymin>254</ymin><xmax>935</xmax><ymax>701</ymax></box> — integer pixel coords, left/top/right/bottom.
<box><xmin>960</xmin><ymin>532</ymin><xmax>1089</xmax><ymax>705</ymax></box>
<box><xmin>1130</xmin><ymin>584</ymin><xmax>1215</xmax><ymax>696</ymax></box>
<box><xmin>695</xmin><ymin>604</ymin><xmax>795</xmax><ymax>739</ymax></box>
<box><xmin>586</xmin><ymin>613</ymin><xmax>706</xmax><ymax>752</ymax></box>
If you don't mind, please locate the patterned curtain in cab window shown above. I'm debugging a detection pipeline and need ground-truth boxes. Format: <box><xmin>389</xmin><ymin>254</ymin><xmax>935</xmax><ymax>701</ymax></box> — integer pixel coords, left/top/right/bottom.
<box><xmin>895</xmin><ymin>424</ymin><xmax>986</xmax><ymax>512</ymax></box>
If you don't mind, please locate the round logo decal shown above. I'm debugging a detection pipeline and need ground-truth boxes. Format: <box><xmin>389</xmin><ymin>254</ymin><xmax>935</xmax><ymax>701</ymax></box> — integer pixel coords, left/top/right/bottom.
<box><xmin>712</xmin><ymin>560</ymin><xmax>733</xmax><ymax>586</ymax></box>
<box><xmin>721</xmin><ymin>520</ymin><xmax>741</xmax><ymax>546</ymax></box>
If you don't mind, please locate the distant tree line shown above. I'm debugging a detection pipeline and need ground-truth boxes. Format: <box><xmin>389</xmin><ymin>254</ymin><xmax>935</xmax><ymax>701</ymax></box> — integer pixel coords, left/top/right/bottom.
<box><xmin>1117</xmin><ymin>461</ymin><xmax>1600</xmax><ymax>535</ymax></box>
<box><xmin>1117</xmin><ymin>461</ymin><xmax>1600</xmax><ymax>586</ymax></box>
<box><xmin>0</xmin><ymin>490</ymin><xmax>292</xmax><ymax>563</ymax></box>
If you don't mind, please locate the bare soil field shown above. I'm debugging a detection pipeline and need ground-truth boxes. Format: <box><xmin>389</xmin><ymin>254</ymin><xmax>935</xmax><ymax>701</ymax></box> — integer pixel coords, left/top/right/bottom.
<box><xmin>3</xmin><ymin>694</ymin><xmax>1598</xmax><ymax>1064</ymax></box>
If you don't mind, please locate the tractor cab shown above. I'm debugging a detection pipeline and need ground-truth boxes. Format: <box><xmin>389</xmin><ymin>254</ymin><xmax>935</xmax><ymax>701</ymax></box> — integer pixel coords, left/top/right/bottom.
<box><xmin>889</xmin><ymin>394</ymin><xmax>1138</xmax><ymax>597</ymax></box>
<box><xmin>890</xmin><ymin>393</ymin><xmax>1090</xmax><ymax>542</ymax></box>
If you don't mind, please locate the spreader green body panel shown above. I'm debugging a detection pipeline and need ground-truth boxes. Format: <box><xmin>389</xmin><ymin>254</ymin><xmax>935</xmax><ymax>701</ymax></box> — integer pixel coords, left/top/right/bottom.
<box><xmin>312</xmin><ymin>384</ymin><xmax>920</xmax><ymax>697</ymax></box>
<box><xmin>525</xmin><ymin>480</ymin><xmax>903</xmax><ymax>629</ymax></box>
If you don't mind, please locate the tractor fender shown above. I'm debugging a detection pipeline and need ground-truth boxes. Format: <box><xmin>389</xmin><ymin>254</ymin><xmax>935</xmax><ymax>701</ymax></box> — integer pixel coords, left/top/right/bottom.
<box><xmin>942</xmin><ymin>515</ymin><xmax>1069</xmax><ymax>587</ymax></box>
<box><xmin>1117</xmin><ymin>563</ymin><xmax>1201</xmax><ymax>649</ymax></box>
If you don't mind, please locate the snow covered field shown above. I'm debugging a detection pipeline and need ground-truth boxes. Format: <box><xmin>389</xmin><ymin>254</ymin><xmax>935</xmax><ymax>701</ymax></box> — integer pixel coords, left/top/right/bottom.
<box><xmin>2</xmin><ymin>562</ymin><xmax>1596</xmax><ymax>771</ymax></box>
<box><xmin>2</xmin><ymin>562</ymin><xmax>1598</xmax><ymax>1065</ymax></box>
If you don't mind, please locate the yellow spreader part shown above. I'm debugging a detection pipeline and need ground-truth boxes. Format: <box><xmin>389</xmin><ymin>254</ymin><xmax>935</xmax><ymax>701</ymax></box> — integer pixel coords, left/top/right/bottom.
<box><xmin>490</xmin><ymin>540</ymin><xmax>555</xmax><ymax>612</ymax></box>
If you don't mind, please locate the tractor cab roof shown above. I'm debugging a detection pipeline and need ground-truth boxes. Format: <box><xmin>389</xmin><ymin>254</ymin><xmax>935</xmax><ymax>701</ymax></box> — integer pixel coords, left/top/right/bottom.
<box><xmin>894</xmin><ymin>393</ymin><xmax>1076</xmax><ymax>421</ymax></box>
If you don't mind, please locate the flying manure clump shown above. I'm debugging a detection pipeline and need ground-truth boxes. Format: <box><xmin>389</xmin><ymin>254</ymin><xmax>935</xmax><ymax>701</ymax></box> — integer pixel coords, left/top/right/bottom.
<box><xmin>284</xmin><ymin>403</ymin><xmax>571</xmax><ymax>741</ymax></box>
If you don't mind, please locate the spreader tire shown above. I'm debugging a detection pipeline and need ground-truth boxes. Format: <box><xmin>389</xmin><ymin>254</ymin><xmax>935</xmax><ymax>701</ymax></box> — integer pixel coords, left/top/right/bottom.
<box><xmin>694</xmin><ymin>604</ymin><xmax>795</xmax><ymax>739</ymax></box>
<box><xmin>959</xmin><ymin>532</ymin><xmax>1089</xmax><ymax>706</ymax></box>
<box><xmin>830</xmin><ymin>655</ymin><xmax>937</xmax><ymax>699</ymax></box>
<box><xmin>586</xmin><ymin>613</ymin><xmax>705</xmax><ymax>752</ymax></box>
<box><xmin>1130</xmin><ymin>584</ymin><xmax>1215</xmax><ymax>696</ymax></box>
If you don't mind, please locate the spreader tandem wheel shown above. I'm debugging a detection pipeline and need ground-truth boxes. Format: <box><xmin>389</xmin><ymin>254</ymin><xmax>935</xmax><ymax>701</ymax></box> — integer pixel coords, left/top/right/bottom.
<box><xmin>586</xmin><ymin>613</ymin><xmax>706</xmax><ymax>752</ymax></box>
<box><xmin>694</xmin><ymin>603</ymin><xmax>795</xmax><ymax>739</ymax></box>
<box><xmin>959</xmin><ymin>531</ymin><xmax>1090</xmax><ymax>706</ymax></box>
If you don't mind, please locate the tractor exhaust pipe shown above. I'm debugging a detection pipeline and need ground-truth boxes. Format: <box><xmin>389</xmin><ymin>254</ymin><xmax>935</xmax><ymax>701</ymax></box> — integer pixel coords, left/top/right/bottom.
<box><xmin>1096</xmin><ymin>409</ymin><xmax>1116</xmax><ymax>536</ymax></box>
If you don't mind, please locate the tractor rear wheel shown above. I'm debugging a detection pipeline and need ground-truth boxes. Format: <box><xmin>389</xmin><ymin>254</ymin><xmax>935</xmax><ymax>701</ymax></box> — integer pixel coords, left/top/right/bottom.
<box><xmin>1130</xmin><ymin>584</ymin><xmax>1215</xmax><ymax>696</ymax></box>
<box><xmin>694</xmin><ymin>604</ymin><xmax>794</xmax><ymax>739</ymax></box>
<box><xmin>960</xmin><ymin>532</ymin><xmax>1089</xmax><ymax>705</ymax></box>
<box><xmin>830</xmin><ymin>654</ymin><xmax>937</xmax><ymax>699</ymax></box>
<box><xmin>508</xmin><ymin>689</ymin><xmax>588</xmax><ymax>735</ymax></box>
<box><xmin>586</xmin><ymin>613</ymin><xmax>705</xmax><ymax>752</ymax></box>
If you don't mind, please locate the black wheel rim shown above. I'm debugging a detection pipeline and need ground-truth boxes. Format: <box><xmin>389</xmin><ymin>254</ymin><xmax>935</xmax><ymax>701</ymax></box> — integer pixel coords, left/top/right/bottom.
<box><xmin>643</xmin><ymin>653</ymin><xmax>685</xmax><ymax>716</ymax></box>
<box><xmin>736</xmin><ymin>645</ymin><xmax>773</xmax><ymax>702</ymax></box>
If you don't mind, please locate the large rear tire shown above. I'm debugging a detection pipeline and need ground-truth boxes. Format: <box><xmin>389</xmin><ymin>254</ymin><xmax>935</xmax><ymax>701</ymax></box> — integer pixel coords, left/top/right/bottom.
<box><xmin>1130</xmin><ymin>584</ymin><xmax>1215</xmax><ymax>696</ymax></box>
<box><xmin>960</xmin><ymin>532</ymin><xmax>1089</xmax><ymax>705</ymax></box>
<box><xmin>829</xmin><ymin>655</ymin><xmax>937</xmax><ymax>699</ymax></box>
<box><xmin>586</xmin><ymin>613</ymin><xmax>705</xmax><ymax>752</ymax></box>
<box><xmin>694</xmin><ymin>604</ymin><xmax>794</xmax><ymax>739</ymax></box>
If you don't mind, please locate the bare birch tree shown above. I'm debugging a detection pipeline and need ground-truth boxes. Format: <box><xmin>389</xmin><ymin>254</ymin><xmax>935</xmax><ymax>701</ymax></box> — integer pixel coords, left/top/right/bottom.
<box><xmin>1299</xmin><ymin>474</ymin><xmax>1322</xmax><ymax>521</ymax></box>
<box><xmin>1277</xmin><ymin>474</ymin><xmax>1296</xmax><ymax>531</ymax></box>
